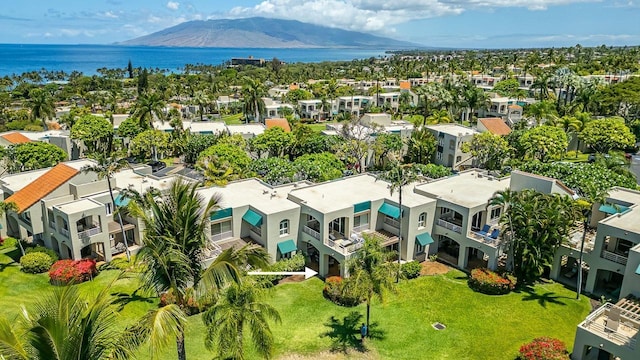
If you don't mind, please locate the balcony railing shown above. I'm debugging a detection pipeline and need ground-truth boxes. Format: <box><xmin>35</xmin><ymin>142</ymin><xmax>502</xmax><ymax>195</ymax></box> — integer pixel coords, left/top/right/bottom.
<box><xmin>437</xmin><ymin>219</ymin><xmax>462</xmax><ymax>234</ymax></box>
<box><xmin>601</xmin><ymin>249</ymin><xmax>628</xmax><ymax>265</ymax></box>
<box><xmin>384</xmin><ymin>217</ymin><xmax>400</xmax><ymax>228</ymax></box>
<box><xmin>60</xmin><ymin>228</ymin><xmax>70</xmax><ymax>238</ymax></box>
<box><xmin>49</xmin><ymin>221</ymin><xmax>56</xmax><ymax>230</ymax></box>
<box><xmin>302</xmin><ymin>225</ymin><xmax>320</xmax><ymax>240</ymax></box>
<box><xmin>212</xmin><ymin>230</ymin><xmax>233</xmax><ymax>242</ymax></box>
<box><xmin>78</xmin><ymin>226</ymin><xmax>101</xmax><ymax>238</ymax></box>
<box><xmin>326</xmin><ymin>238</ymin><xmax>363</xmax><ymax>255</ymax></box>
<box><xmin>579</xmin><ymin>303</ymin><xmax>638</xmax><ymax>349</ymax></box>
<box><xmin>352</xmin><ymin>224</ymin><xmax>370</xmax><ymax>233</ymax></box>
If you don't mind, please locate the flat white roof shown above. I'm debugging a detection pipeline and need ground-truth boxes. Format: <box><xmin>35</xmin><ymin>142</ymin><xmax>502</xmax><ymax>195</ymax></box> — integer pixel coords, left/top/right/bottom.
<box><xmin>187</xmin><ymin>121</ymin><xmax>227</xmax><ymax>133</ymax></box>
<box><xmin>289</xmin><ymin>174</ymin><xmax>435</xmax><ymax>214</ymax></box>
<box><xmin>600</xmin><ymin>206</ymin><xmax>640</xmax><ymax>235</ymax></box>
<box><xmin>415</xmin><ymin>170</ymin><xmax>509</xmax><ymax>209</ymax></box>
<box><xmin>299</xmin><ymin>99</ymin><xmax>322</xmax><ymax>104</ymax></box>
<box><xmin>55</xmin><ymin>198</ymin><xmax>102</xmax><ymax>214</ymax></box>
<box><xmin>197</xmin><ymin>179</ymin><xmax>300</xmax><ymax>215</ymax></box>
<box><xmin>607</xmin><ymin>187</ymin><xmax>640</xmax><ymax>206</ymax></box>
<box><xmin>226</xmin><ymin>124</ymin><xmax>265</xmax><ymax>136</ymax></box>
<box><xmin>425</xmin><ymin>124</ymin><xmax>478</xmax><ymax>137</ymax></box>
<box><xmin>112</xmin><ymin>168</ymin><xmax>178</xmax><ymax>193</ymax></box>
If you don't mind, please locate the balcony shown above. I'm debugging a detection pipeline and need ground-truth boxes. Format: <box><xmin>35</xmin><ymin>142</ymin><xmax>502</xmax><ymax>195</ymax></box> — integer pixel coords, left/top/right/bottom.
<box><xmin>302</xmin><ymin>225</ymin><xmax>320</xmax><ymax>240</ymax></box>
<box><xmin>78</xmin><ymin>225</ymin><xmax>101</xmax><ymax>238</ymax></box>
<box><xmin>212</xmin><ymin>230</ymin><xmax>233</xmax><ymax>242</ymax></box>
<box><xmin>60</xmin><ymin>227</ymin><xmax>70</xmax><ymax>238</ymax></box>
<box><xmin>326</xmin><ymin>237</ymin><xmax>364</xmax><ymax>255</ymax></box>
<box><xmin>564</xmin><ymin>226</ymin><xmax>596</xmax><ymax>252</ymax></box>
<box><xmin>437</xmin><ymin>218</ymin><xmax>462</xmax><ymax>234</ymax></box>
<box><xmin>601</xmin><ymin>249</ymin><xmax>628</xmax><ymax>265</ymax></box>
<box><xmin>353</xmin><ymin>224</ymin><xmax>370</xmax><ymax>234</ymax></box>
<box><xmin>579</xmin><ymin>302</ymin><xmax>639</xmax><ymax>349</ymax></box>
<box><xmin>384</xmin><ymin>217</ymin><xmax>400</xmax><ymax>228</ymax></box>
<box><xmin>49</xmin><ymin>221</ymin><xmax>56</xmax><ymax>230</ymax></box>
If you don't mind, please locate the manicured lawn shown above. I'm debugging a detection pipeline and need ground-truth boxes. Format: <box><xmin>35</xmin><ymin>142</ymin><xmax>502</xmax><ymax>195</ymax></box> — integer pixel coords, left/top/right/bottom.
<box><xmin>220</xmin><ymin>113</ymin><xmax>244</xmax><ymax>125</ymax></box>
<box><xmin>306</xmin><ymin>122</ymin><xmax>332</xmax><ymax>133</ymax></box>
<box><xmin>0</xmin><ymin>248</ymin><xmax>590</xmax><ymax>360</ymax></box>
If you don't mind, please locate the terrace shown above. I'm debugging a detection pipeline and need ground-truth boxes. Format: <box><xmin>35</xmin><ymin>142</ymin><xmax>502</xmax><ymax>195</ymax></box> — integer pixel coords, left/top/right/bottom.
<box><xmin>564</xmin><ymin>225</ymin><xmax>597</xmax><ymax>252</ymax></box>
<box><xmin>579</xmin><ymin>298</ymin><xmax>640</xmax><ymax>349</ymax></box>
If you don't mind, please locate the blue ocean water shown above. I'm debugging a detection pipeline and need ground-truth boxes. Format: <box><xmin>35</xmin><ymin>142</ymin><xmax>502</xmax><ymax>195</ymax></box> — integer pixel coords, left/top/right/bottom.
<box><xmin>0</xmin><ymin>44</ymin><xmax>386</xmax><ymax>76</ymax></box>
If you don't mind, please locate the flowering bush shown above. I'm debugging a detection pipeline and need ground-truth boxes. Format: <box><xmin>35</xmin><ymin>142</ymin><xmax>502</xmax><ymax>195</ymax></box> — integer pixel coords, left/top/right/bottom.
<box><xmin>468</xmin><ymin>268</ymin><xmax>516</xmax><ymax>295</ymax></box>
<box><xmin>518</xmin><ymin>337</ymin><xmax>569</xmax><ymax>360</ymax></box>
<box><xmin>20</xmin><ymin>252</ymin><xmax>54</xmax><ymax>274</ymax></box>
<box><xmin>323</xmin><ymin>276</ymin><xmax>362</xmax><ymax>307</ymax></box>
<box><xmin>49</xmin><ymin>259</ymin><xmax>97</xmax><ymax>284</ymax></box>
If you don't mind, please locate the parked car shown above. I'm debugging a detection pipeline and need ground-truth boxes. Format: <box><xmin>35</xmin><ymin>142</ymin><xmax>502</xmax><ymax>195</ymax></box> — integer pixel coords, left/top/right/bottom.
<box><xmin>147</xmin><ymin>161</ymin><xmax>167</xmax><ymax>172</ymax></box>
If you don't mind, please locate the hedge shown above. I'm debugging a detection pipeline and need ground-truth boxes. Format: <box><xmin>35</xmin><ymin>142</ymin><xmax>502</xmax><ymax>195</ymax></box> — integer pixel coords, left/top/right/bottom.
<box><xmin>49</xmin><ymin>259</ymin><xmax>97</xmax><ymax>284</ymax></box>
<box><xmin>0</xmin><ymin>237</ymin><xmax>18</xmax><ymax>251</ymax></box>
<box><xmin>518</xmin><ymin>337</ymin><xmax>569</xmax><ymax>360</ymax></box>
<box><xmin>25</xmin><ymin>245</ymin><xmax>59</xmax><ymax>262</ymax></box>
<box><xmin>20</xmin><ymin>252</ymin><xmax>54</xmax><ymax>274</ymax></box>
<box><xmin>401</xmin><ymin>261</ymin><xmax>422</xmax><ymax>279</ymax></box>
<box><xmin>264</xmin><ymin>253</ymin><xmax>305</xmax><ymax>284</ymax></box>
<box><xmin>468</xmin><ymin>268</ymin><xmax>516</xmax><ymax>295</ymax></box>
<box><xmin>322</xmin><ymin>276</ymin><xmax>362</xmax><ymax>307</ymax></box>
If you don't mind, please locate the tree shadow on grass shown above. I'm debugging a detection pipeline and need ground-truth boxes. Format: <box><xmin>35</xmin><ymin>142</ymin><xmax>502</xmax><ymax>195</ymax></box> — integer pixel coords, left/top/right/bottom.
<box><xmin>321</xmin><ymin>311</ymin><xmax>385</xmax><ymax>354</ymax></box>
<box><xmin>518</xmin><ymin>286</ymin><xmax>570</xmax><ymax>308</ymax></box>
<box><xmin>111</xmin><ymin>288</ymin><xmax>154</xmax><ymax>310</ymax></box>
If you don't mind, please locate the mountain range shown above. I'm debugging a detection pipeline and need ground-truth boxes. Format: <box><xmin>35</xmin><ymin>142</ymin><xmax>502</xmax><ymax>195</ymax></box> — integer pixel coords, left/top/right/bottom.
<box><xmin>119</xmin><ymin>17</ymin><xmax>421</xmax><ymax>49</ymax></box>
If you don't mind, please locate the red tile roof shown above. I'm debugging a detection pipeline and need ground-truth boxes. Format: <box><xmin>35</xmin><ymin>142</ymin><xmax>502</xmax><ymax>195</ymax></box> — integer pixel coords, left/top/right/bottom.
<box><xmin>4</xmin><ymin>163</ymin><xmax>78</xmax><ymax>213</ymax></box>
<box><xmin>265</xmin><ymin>118</ymin><xmax>291</xmax><ymax>132</ymax></box>
<box><xmin>478</xmin><ymin>117</ymin><xmax>511</xmax><ymax>136</ymax></box>
<box><xmin>1</xmin><ymin>132</ymin><xmax>31</xmax><ymax>144</ymax></box>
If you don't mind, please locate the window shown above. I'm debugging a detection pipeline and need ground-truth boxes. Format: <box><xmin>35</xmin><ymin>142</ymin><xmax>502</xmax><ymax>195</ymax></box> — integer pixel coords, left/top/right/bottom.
<box><xmin>418</xmin><ymin>212</ymin><xmax>427</xmax><ymax>228</ymax></box>
<box><xmin>105</xmin><ymin>202</ymin><xmax>113</xmax><ymax>215</ymax></box>
<box><xmin>490</xmin><ymin>207</ymin><xmax>501</xmax><ymax>220</ymax></box>
<box><xmin>436</xmin><ymin>152</ymin><xmax>443</xmax><ymax>161</ymax></box>
<box><xmin>449</xmin><ymin>139</ymin><xmax>455</xmax><ymax>150</ymax></box>
<box><xmin>211</xmin><ymin>220</ymin><xmax>232</xmax><ymax>241</ymax></box>
<box><xmin>416</xmin><ymin>243</ymin><xmax>425</xmax><ymax>254</ymax></box>
<box><xmin>353</xmin><ymin>213</ymin><xmax>369</xmax><ymax>232</ymax></box>
<box><xmin>279</xmin><ymin>219</ymin><xmax>289</xmax><ymax>236</ymax></box>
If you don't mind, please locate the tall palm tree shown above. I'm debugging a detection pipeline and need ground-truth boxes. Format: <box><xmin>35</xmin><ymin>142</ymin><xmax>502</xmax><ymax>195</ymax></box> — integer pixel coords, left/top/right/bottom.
<box><xmin>343</xmin><ymin>235</ymin><xmax>396</xmax><ymax>336</ymax></box>
<box><xmin>81</xmin><ymin>154</ymin><xmax>132</xmax><ymax>260</ymax></box>
<box><xmin>524</xmin><ymin>100</ymin><xmax>557</xmax><ymax>125</ymax></box>
<box><xmin>203</xmin><ymin>279</ymin><xmax>281</xmax><ymax>360</ymax></box>
<box><xmin>241</xmin><ymin>77</ymin><xmax>266</xmax><ymax>123</ymax></box>
<box><xmin>133</xmin><ymin>91</ymin><xmax>165</xmax><ymax>130</ymax></box>
<box><xmin>488</xmin><ymin>189</ymin><xmax>517</xmax><ymax>272</ymax></box>
<box><xmin>193</xmin><ymin>90</ymin><xmax>212</xmax><ymax>121</ymax></box>
<box><xmin>28</xmin><ymin>88</ymin><xmax>55</xmax><ymax>131</ymax></box>
<box><xmin>426</xmin><ymin>109</ymin><xmax>452</xmax><ymax>125</ymax></box>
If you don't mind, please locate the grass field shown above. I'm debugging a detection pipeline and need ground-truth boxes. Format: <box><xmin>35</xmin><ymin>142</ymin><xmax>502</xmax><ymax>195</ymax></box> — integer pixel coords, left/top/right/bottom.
<box><xmin>0</xmin><ymin>248</ymin><xmax>590</xmax><ymax>360</ymax></box>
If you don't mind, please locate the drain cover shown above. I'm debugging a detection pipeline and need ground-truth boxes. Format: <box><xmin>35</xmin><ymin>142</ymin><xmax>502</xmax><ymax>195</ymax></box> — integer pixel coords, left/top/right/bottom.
<box><xmin>432</xmin><ymin>322</ymin><xmax>446</xmax><ymax>330</ymax></box>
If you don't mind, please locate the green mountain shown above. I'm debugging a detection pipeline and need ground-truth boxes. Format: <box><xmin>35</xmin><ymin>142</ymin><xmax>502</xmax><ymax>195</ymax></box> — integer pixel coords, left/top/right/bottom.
<box><xmin>119</xmin><ymin>17</ymin><xmax>421</xmax><ymax>49</ymax></box>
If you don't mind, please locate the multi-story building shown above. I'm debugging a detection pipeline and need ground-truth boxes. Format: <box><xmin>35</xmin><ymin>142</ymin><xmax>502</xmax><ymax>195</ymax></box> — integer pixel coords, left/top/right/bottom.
<box><xmin>338</xmin><ymin>95</ymin><xmax>373</xmax><ymax>117</ymax></box>
<box><xmin>298</xmin><ymin>99</ymin><xmax>324</xmax><ymax>121</ymax></box>
<box><xmin>425</xmin><ymin>124</ymin><xmax>479</xmax><ymax>170</ymax></box>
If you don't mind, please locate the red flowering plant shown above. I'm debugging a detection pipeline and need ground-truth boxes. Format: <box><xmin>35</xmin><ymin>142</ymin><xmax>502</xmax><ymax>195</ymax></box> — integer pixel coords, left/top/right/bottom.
<box><xmin>468</xmin><ymin>268</ymin><xmax>516</xmax><ymax>295</ymax></box>
<box><xmin>49</xmin><ymin>259</ymin><xmax>97</xmax><ymax>285</ymax></box>
<box><xmin>323</xmin><ymin>276</ymin><xmax>362</xmax><ymax>307</ymax></box>
<box><xmin>518</xmin><ymin>337</ymin><xmax>569</xmax><ymax>360</ymax></box>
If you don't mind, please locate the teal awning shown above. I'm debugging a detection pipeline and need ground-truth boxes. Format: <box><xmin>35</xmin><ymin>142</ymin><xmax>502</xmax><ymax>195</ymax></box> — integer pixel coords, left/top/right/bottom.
<box><xmin>200</xmin><ymin>131</ymin><xmax>214</xmax><ymax>135</ymax></box>
<box><xmin>416</xmin><ymin>232</ymin><xmax>434</xmax><ymax>246</ymax></box>
<box><xmin>242</xmin><ymin>209</ymin><xmax>263</xmax><ymax>227</ymax></box>
<box><xmin>599</xmin><ymin>203</ymin><xmax>629</xmax><ymax>215</ymax></box>
<box><xmin>277</xmin><ymin>239</ymin><xmax>297</xmax><ymax>254</ymax></box>
<box><xmin>354</xmin><ymin>201</ymin><xmax>371</xmax><ymax>213</ymax></box>
<box><xmin>636</xmin><ymin>264</ymin><xmax>640</xmax><ymax>275</ymax></box>
<box><xmin>379</xmin><ymin>203</ymin><xmax>400</xmax><ymax>219</ymax></box>
<box><xmin>211</xmin><ymin>208</ymin><xmax>232</xmax><ymax>221</ymax></box>
<box><xmin>114</xmin><ymin>194</ymin><xmax>130</xmax><ymax>207</ymax></box>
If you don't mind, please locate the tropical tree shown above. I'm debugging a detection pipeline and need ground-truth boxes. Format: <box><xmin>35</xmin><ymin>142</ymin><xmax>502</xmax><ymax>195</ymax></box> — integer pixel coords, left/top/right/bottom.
<box><xmin>249</xmin><ymin>127</ymin><xmax>293</xmax><ymax>158</ymax></box>
<box><xmin>81</xmin><ymin>154</ymin><xmax>131</xmax><ymax>260</ymax></box>
<box><xmin>133</xmin><ymin>91</ymin><xmax>165</xmax><ymax>129</ymax></box>
<box><xmin>242</xmin><ymin>77</ymin><xmax>266</xmax><ymax>123</ymax></box>
<box><xmin>519</xmin><ymin>125</ymin><xmax>568</xmax><ymax>162</ymax></box>
<box><xmin>192</xmin><ymin>90</ymin><xmax>212</xmax><ymax>121</ymax></box>
<box><xmin>198</xmin><ymin>143</ymin><xmax>253</xmax><ymax>186</ymax></box>
<box><xmin>203</xmin><ymin>279</ymin><xmax>281</xmax><ymax>360</ymax></box>
<box><xmin>293</xmin><ymin>152</ymin><xmax>345</xmax><ymax>182</ymax></box>
<box><xmin>426</xmin><ymin>109</ymin><xmax>452</xmax><ymax>125</ymax></box>
<box><xmin>524</xmin><ymin>100</ymin><xmax>557</xmax><ymax>125</ymax></box>
<box><xmin>130</xmin><ymin>129</ymin><xmax>170</xmax><ymax>161</ymax></box>
<box><xmin>2</xmin><ymin>142</ymin><xmax>67</xmax><ymax>173</ymax></box>
<box><xmin>404</xmin><ymin>127</ymin><xmax>437</xmax><ymax>165</ymax></box>
<box><xmin>27</xmin><ymin>88</ymin><xmax>55</xmax><ymax>130</ymax></box>
<box><xmin>461</xmin><ymin>132</ymin><xmax>510</xmax><ymax>170</ymax></box>
<box><xmin>578</xmin><ymin>117</ymin><xmax>635</xmax><ymax>154</ymax></box>
<box><xmin>70</xmin><ymin>114</ymin><xmax>114</xmax><ymax>154</ymax></box>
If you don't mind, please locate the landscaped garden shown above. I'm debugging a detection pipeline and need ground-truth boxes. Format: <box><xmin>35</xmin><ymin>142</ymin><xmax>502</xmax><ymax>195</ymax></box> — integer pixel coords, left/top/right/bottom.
<box><xmin>0</xmin><ymin>247</ymin><xmax>590</xmax><ymax>360</ymax></box>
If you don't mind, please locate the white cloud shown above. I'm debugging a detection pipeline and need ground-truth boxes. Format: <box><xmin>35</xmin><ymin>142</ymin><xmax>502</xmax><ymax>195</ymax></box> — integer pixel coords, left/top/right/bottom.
<box><xmin>229</xmin><ymin>0</ymin><xmax>599</xmax><ymax>33</ymax></box>
<box><xmin>167</xmin><ymin>1</ymin><xmax>180</xmax><ymax>10</ymax></box>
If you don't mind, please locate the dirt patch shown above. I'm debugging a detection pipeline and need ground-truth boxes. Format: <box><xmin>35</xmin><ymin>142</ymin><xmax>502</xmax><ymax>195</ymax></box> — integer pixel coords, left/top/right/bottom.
<box><xmin>420</xmin><ymin>261</ymin><xmax>452</xmax><ymax>276</ymax></box>
<box><xmin>278</xmin><ymin>275</ymin><xmax>306</xmax><ymax>284</ymax></box>
<box><xmin>278</xmin><ymin>349</ymin><xmax>379</xmax><ymax>360</ymax></box>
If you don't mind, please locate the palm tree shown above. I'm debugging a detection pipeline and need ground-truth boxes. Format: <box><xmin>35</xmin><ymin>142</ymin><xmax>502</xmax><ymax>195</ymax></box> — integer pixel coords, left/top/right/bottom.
<box><xmin>133</xmin><ymin>91</ymin><xmax>165</xmax><ymax>130</ymax></box>
<box><xmin>462</xmin><ymin>85</ymin><xmax>490</xmax><ymax>123</ymax></box>
<box><xmin>241</xmin><ymin>77</ymin><xmax>266</xmax><ymax>123</ymax></box>
<box><xmin>193</xmin><ymin>90</ymin><xmax>211</xmax><ymax>121</ymax></box>
<box><xmin>524</xmin><ymin>100</ymin><xmax>557</xmax><ymax>125</ymax></box>
<box><xmin>573</xmin><ymin>111</ymin><xmax>592</xmax><ymax>157</ymax></box>
<box><xmin>488</xmin><ymin>189</ymin><xmax>517</xmax><ymax>272</ymax></box>
<box><xmin>426</xmin><ymin>109</ymin><xmax>452</xmax><ymax>125</ymax></box>
<box><xmin>28</xmin><ymin>88</ymin><xmax>55</xmax><ymax>130</ymax></box>
<box><xmin>343</xmin><ymin>235</ymin><xmax>396</xmax><ymax>336</ymax></box>
<box><xmin>203</xmin><ymin>279</ymin><xmax>281</xmax><ymax>360</ymax></box>
<box><xmin>81</xmin><ymin>154</ymin><xmax>132</xmax><ymax>260</ymax></box>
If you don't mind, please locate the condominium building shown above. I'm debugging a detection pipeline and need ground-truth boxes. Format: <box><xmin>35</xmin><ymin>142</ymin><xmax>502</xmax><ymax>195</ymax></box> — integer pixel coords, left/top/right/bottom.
<box><xmin>425</xmin><ymin>124</ymin><xmax>479</xmax><ymax>170</ymax></box>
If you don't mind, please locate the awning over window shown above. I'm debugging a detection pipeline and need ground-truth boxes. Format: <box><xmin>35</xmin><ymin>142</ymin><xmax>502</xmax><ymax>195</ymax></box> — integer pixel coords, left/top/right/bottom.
<box><xmin>211</xmin><ymin>208</ymin><xmax>232</xmax><ymax>221</ymax></box>
<box><xmin>277</xmin><ymin>239</ymin><xmax>297</xmax><ymax>254</ymax></box>
<box><xmin>416</xmin><ymin>232</ymin><xmax>434</xmax><ymax>246</ymax></box>
<box><xmin>242</xmin><ymin>208</ymin><xmax>263</xmax><ymax>227</ymax></box>
<box><xmin>114</xmin><ymin>194</ymin><xmax>130</xmax><ymax>207</ymax></box>
<box><xmin>378</xmin><ymin>203</ymin><xmax>400</xmax><ymax>219</ymax></box>
<box><xmin>354</xmin><ymin>201</ymin><xmax>371</xmax><ymax>213</ymax></box>
<box><xmin>599</xmin><ymin>203</ymin><xmax>629</xmax><ymax>215</ymax></box>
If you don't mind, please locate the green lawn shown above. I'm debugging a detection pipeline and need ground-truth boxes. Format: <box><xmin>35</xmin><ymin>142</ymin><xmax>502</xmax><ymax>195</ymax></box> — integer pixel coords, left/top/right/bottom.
<box><xmin>0</xmin><ymin>249</ymin><xmax>590</xmax><ymax>360</ymax></box>
<box><xmin>220</xmin><ymin>113</ymin><xmax>244</xmax><ymax>125</ymax></box>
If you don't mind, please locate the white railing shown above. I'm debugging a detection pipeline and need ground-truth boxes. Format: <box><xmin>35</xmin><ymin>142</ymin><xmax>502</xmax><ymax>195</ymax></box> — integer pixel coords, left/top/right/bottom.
<box><xmin>49</xmin><ymin>221</ymin><xmax>56</xmax><ymax>230</ymax></box>
<box><xmin>326</xmin><ymin>238</ymin><xmax>363</xmax><ymax>255</ymax></box>
<box><xmin>580</xmin><ymin>303</ymin><xmax>638</xmax><ymax>348</ymax></box>
<box><xmin>78</xmin><ymin>226</ymin><xmax>101</xmax><ymax>238</ymax></box>
<box><xmin>303</xmin><ymin>226</ymin><xmax>320</xmax><ymax>240</ymax></box>
<box><xmin>601</xmin><ymin>249</ymin><xmax>628</xmax><ymax>265</ymax></box>
<box><xmin>437</xmin><ymin>219</ymin><xmax>462</xmax><ymax>234</ymax></box>
<box><xmin>468</xmin><ymin>231</ymin><xmax>499</xmax><ymax>246</ymax></box>
<box><xmin>352</xmin><ymin>224</ymin><xmax>369</xmax><ymax>233</ymax></box>
<box><xmin>60</xmin><ymin>228</ymin><xmax>70</xmax><ymax>238</ymax></box>
<box><xmin>212</xmin><ymin>230</ymin><xmax>233</xmax><ymax>242</ymax></box>
<box><xmin>384</xmin><ymin>217</ymin><xmax>400</xmax><ymax>228</ymax></box>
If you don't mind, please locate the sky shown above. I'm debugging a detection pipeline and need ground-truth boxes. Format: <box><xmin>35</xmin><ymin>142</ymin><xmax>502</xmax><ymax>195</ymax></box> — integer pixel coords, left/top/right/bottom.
<box><xmin>0</xmin><ymin>0</ymin><xmax>638</xmax><ymax>48</ymax></box>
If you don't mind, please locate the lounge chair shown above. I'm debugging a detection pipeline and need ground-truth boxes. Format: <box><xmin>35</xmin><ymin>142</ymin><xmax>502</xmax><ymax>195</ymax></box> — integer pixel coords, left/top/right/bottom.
<box><xmin>487</xmin><ymin>229</ymin><xmax>500</xmax><ymax>240</ymax></box>
<box><xmin>477</xmin><ymin>224</ymin><xmax>491</xmax><ymax>237</ymax></box>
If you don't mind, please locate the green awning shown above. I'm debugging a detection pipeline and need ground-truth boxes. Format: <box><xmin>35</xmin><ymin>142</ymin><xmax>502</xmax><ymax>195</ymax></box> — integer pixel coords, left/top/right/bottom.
<box><xmin>277</xmin><ymin>239</ymin><xmax>297</xmax><ymax>254</ymax></box>
<box><xmin>242</xmin><ymin>209</ymin><xmax>263</xmax><ymax>227</ymax></box>
<box><xmin>114</xmin><ymin>194</ymin><xmax>130</xmax><ymax>207</ymax></box>
<box><xmin>636</xmin><ymin>264</ymin><xmax>640</xmax><ymax>275</ymax></box>
<box><xmin>599</xmin><ymin>204</ymin><xmax>629</xmax><ymax>215</ymax></box>
<box><xmin>379</xmin><ymin>203</ymin><xmax>400</xmax><ymax>219</ymax></box>
<box><xmin>416</xmin><ymin>232</ymin><xmax>434</xmax><ymax>246</ymax></box>
<box><xmin>211</xmin><ymin>208</ymin><xmax>232</xmax><ymax>221</ymax></box>
<box><xmin>354</xmin><ymin>201</ymin><xmax>371</xmax><ymax>213</ymax></box>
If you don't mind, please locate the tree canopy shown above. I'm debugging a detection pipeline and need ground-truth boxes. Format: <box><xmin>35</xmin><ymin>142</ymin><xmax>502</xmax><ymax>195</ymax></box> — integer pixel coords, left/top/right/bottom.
<box><xmin>70</xmin><ymin>114</ymin><xmax>114</xmax><ymax>153</ymax></box>
<box><xmin>130</xmin><ymin>129</ymin><xmax>170</xmax><ymax>160</ymax></box>
<box><xmin>519</xmin><ymin>125</ymin><xmax>568</xmax><ymax>162</ymax></box>
<box><xmin>578</xmin><ymin>117</ymin><xmax>635</xmax><ymax>153</ymax></box>
<box><xmin>198</xmin><ymin>143</ymin><xmax>253</xmax><ymax>185</ymax></box>
<box><xmin>293</xmin><ymin>152</ymin><xmax>345</xmax><ymax>182</ymax></box>
<box><xmin>2</xmin><ymin>142</ymin><xmax>67</xmax><ymax>173</ymax></box>
<box><xmin>462</xmin><ymin>132</ymin><xmax>510</xmax><ymax>170</ymax></box>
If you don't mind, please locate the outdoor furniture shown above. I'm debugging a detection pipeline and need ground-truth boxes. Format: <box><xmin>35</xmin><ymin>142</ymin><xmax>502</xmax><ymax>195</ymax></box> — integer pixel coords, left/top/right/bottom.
<box><xmin>487</xmin><ymin>229</ymin><xmax>500</xmax><ymax>240</ymax></box>
<box><xmin>477</xmin><ymin>224</ymin><xmax>491</xmax><ymax>237</ymax></box>
<box><xmin>563</xmin><ymin>267</ymin><xmax>578</xmax><ymax>279</ymax></box>
<box><xmin>605</xmin><ymin>307</ymin><xmax>621</xmax><ymax>332</ymax></box>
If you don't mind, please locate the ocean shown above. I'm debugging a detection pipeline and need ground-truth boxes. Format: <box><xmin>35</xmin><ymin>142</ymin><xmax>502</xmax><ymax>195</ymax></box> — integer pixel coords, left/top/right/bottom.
<box><xmin>0</xmin><ymin>44</ymin><xmax>387</xmax><ymax>76</ymax></box>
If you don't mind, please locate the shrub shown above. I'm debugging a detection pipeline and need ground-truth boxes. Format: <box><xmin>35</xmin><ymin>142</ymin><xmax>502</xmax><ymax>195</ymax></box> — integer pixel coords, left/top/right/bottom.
<box><xmin>160</xmin><ymin>287</ymin><xmax>211</xmax><ymax>316</ymax></box>
<box><xmin>323</xmin><ymin>276</ymin><xmax>362</xmax><ymax>307</ymax></box>
<box><xmin>98</xmin><ymin>257</ymin><xmax>135</xmax><ymax>271</ymax></box>
<box><xmin>518</xmin><ymin>337</ymin><xmax>569</xmax><ymax>360</ymax></box>
<box><xmin>0</xmin><ymin>237</ymin><xmax>18</xmax><ymax>251</ymax></box>
<box><xmin>264</xmin><ymin>253</ymin><xmax>306</xmax><ymax>284</ymax></box>
<box><xmin>49</xmin><ymin>259</ymin><xmax>97</xmax><ymax>284</ymax></box>
<box><xmin>468</xmin><ymin>268</ymin><xmax>516</xmax><ymax>295</ymax></box>
<box><xmin>401</xmin><ymin>260</ymin><xmax>422</xmax><ymax>279</ymax></box>
<box><xmin>20</xmin><ymin>252</ymin><xmax>54</xmax><ymax>274</ymax></box>
<box><xmin>25</xmin><ymin>245</ymin><xmax>59</xmax><ymax>262</ymax></box>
